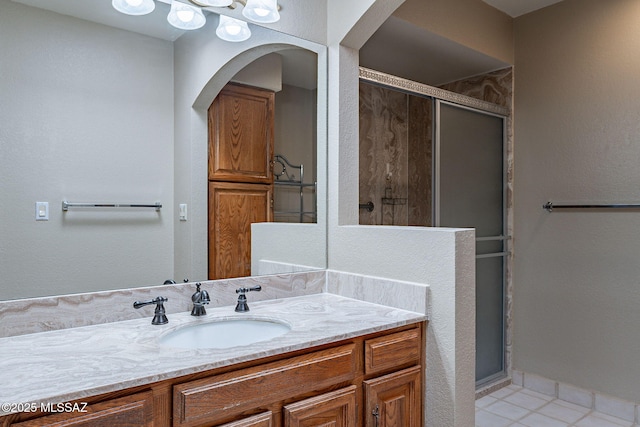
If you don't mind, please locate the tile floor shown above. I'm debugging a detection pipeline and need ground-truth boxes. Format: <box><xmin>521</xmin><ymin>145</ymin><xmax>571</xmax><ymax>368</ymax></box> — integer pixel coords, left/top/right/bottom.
<box><xmin>476</xmin><ymin>384</ymin><xmax>639</xmax><ymax>427</ymax></box>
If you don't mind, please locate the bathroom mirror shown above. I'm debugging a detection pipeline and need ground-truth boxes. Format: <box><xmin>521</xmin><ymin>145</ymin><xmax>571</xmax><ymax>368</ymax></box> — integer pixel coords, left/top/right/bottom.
<box><xmin>0</xmin><ymin>0</ymin><xmax>327</xmax><ymax>300</ymax></box>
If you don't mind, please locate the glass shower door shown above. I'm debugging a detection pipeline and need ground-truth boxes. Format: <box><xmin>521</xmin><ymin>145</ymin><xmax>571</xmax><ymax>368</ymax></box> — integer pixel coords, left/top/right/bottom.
<box><xmin>435</xmin><ymin>101</ymin><xmax>507</xmax><ymax>387</ymax></box>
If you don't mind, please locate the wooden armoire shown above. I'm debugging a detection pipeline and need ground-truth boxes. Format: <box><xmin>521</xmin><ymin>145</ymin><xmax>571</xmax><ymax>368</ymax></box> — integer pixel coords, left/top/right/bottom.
<box><xmin>208</xmin><ymin>83</ymin><xmax>274</xmax><ymax>279</ymax></box>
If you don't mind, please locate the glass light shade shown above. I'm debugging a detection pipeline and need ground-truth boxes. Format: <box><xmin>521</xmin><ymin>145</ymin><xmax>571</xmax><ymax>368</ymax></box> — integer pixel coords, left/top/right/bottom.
<box><xmin>167</xmin><ymin>1</ymin><xmax>206</xmax><ymax>30</ymax></box>
<box><xmin>112</xmin><ymin>0</ymin><xmax>155</xmax><ymax>16</ymax></box>
<box><xmin>197</xmin><ymin>0</ymin><xmax>233</xmax><ymax>6</ymax></box>
<box><xmin>216</xmin><ymin>15</ymin><xmax>251</xmax><ymax>42</ymax></box>
<box><xmin>242</xmin><ymin>0</ymin><xmax>279</xmax><ymax>23</ymax></box>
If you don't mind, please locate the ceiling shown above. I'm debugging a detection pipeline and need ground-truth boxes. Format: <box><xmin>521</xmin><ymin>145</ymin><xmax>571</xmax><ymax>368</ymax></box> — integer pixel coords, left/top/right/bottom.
<box><xmin>360</xmin><ymin>0</ymin><xmax>565</xmax><ymax>87</ymax></box>
<box><xmin>360</xmin><ymin>16</ymin><xmax>510</xmax><ymax>87</ymax></box>
<box><xmin>482</xmin><ymin>0</ymin><xmax>564</xmax><ymax>17</ymax></box>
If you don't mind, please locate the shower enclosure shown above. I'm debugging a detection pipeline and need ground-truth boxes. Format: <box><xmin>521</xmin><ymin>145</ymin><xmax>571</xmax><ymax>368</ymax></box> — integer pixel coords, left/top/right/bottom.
<box><xmin>359</xmin><ymin>68</ymin><xmax>509</xmax><ymax>388</ymax></box>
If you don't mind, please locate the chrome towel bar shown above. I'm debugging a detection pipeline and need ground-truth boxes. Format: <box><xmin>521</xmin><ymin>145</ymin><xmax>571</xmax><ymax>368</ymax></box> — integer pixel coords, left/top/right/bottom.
<box><xmin>62</xmin><ymin>201</ymin><xmax>162</xmax><ymax>211</ymax></box>
<box><xmin>543</xmin><ymin>201</ymin><xmax>640</xmax><ymax>212</ymax></box>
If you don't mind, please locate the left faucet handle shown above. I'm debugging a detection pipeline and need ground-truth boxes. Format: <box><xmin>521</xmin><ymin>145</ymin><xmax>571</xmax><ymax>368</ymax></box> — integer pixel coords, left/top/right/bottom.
<box><xmin>133</xmin><ymin>296</ymin><xmax>169</xmax><ymax>325</ymax></box>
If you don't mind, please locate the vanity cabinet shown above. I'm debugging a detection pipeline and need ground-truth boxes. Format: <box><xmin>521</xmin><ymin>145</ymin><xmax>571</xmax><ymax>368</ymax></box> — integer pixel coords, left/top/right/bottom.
<box><xmin>1</xmin><ymin>323</ymin><xmax>424</xmax><ymax>427</ymax></box>
<box><xmin>363</xmin><ymin>329</ymin><xmax>423</xmax><ymax>427</ymax></box>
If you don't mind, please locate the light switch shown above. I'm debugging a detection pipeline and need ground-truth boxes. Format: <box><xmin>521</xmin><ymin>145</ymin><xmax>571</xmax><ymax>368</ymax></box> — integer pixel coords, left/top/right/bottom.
<box><xmin>35</xmin><ymin>202</ymin><xmax>49</xmax><ymax>221</ymax></box>
<box><xmin>179</xmin><ymin>204</ymin><xmax>187</xmax><ymax>221</ymax></box>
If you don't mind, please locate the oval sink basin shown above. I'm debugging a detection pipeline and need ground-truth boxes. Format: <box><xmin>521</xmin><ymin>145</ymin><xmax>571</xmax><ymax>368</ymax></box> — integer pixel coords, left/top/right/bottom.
<box><xmin>159</xmin><ymin>319</ymin><xmax>291</xmax><ymax>349</ymax></box>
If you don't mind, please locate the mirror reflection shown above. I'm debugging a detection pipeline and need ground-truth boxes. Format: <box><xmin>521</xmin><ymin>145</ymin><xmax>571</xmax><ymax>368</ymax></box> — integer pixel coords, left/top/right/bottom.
<box><xmin>0</xmin><ymin>0</ymin><xmax>325</xmax><ymax>301</ymax></box>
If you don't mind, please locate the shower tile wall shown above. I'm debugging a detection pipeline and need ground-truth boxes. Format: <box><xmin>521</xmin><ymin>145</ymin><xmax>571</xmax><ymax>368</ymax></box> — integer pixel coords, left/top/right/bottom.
<box><xmin>408</xmin><ymin>94</ymin><xmax>432</xmax><ymax>226</ymax></box>
<box><xmin>359</xmin><ymin>82</ymin><xmax>432</xmax><ymax>226</ymax></box>
<box><xmin>439</xmin><ymin>68</ymin><xmax>512</xmax><ymax>109</ymax></box>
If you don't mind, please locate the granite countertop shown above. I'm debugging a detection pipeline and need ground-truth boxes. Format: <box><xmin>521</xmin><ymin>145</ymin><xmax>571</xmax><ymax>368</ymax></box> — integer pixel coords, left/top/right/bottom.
<box><xmin>0</xmin><ymin>293</ymin><xmax>425</xmax><ymax>415</ymax></box>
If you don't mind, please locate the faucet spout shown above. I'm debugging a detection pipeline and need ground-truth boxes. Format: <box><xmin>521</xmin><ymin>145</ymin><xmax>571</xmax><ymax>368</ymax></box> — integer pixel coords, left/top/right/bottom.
<box><xmin>191</xmin><ymin>283</ymin><xmax>210</xmax><ymax>316</ymax></box>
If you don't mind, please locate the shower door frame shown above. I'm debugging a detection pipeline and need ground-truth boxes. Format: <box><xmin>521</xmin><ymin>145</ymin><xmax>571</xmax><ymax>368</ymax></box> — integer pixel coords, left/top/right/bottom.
<box><xmin>359</xmin><ymin>67</ymin><xmax>512</xmax><ymax>390</ymax></box>
<box><xmin>435</xmin><ymin>99</ymin><xmax>509</xmax><ymax>388</ymax></box>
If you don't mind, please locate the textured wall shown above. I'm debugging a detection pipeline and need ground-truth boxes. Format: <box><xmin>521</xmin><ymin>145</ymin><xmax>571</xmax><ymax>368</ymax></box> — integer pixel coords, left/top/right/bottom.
<box><xmin>0</xmin><ymin>0</ymin><xmax>174</xmax><ymax>299</ymax></box>
<box><xmin>514</xmin><ymin>0</ymin><xmax>640</xmax><ymax>403</ymax></box>
<box><xmin>393</xmin><ymin>0</ymin><xmax>514</xmax><ymax>64</ymax></box>
<box><xmin>274</xmin><ymin>85</ymin><xmax>318</xmax><ymax>223</ymax></box>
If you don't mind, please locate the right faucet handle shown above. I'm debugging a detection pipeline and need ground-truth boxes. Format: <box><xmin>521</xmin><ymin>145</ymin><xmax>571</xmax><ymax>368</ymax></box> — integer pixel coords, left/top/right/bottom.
<box><xmin>235</xmin><ymin>285</ymin><xmax>262</xmax><ymax>312</ymax></box>
<box><xmin>236</xmin><ymin>285</ymin><xmax>262</xmax><ymax>294</ymax></box>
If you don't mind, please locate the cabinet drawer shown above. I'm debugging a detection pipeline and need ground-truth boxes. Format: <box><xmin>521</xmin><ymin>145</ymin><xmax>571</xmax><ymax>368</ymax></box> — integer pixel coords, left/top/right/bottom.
<box><xmin>174</xmin><ymin>344</ymin><xmax>356</xmax><ymax>427</ymax></box>
<box><xmin>364</xmin><ymin>328</ymin><xmax>421</xmax><ymax>375</ymax></box>
<box><xmin>11</xmin><ymin>391</ymin><xmax>153</xmax><ymax>427</ymax></box>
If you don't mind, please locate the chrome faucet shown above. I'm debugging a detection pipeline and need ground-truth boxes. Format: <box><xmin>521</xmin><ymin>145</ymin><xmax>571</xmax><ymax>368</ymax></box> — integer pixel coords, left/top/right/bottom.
<box><xmin>133</xmin><ymin>296</ymin><xmax>168</xmax><ymax>325</ymax></box>
<box><xmin>191</xmin><ymin>282</ymin><xmax>210</xmax><ymax>316</ymax></box>
<box><xmin>235</xmin><ymin>285</ymin><xmax>261</xmax><ymax>312</ymax></box>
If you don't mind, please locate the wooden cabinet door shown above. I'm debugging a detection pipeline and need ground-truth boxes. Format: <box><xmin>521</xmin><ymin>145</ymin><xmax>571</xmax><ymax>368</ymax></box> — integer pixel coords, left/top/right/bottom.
<box><xmin>216</xmin><ymin>412</ymin><xmax>274</xmax><ymax>427</ymax></box>
<box><xmin>10</xmin><ymin>391</ymin><xmax>153</xmax><ymax>427</ymax></box>
<box><xmin>283</xmin><ymin>386</ymin><xmax>357</xmax><ymax>427</ymax></box>
<box><xmin>363</xmin><ymin>366</ymin><xmax>422</xmax><ymax>427</ymax></box>
<box><xmin>208</xmin><ymin>181</ymin><xmax>273</xmax><ymax>279</ymax></box>
<box><xmin>208</xmin><ymin>83</ymin><xmax>274</xmax><ymax>184</ymax></box>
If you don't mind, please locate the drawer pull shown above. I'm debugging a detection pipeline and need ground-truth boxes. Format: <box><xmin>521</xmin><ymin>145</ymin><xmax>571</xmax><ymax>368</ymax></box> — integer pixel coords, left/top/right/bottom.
<box><xmin>372</xmin><ymin>404</ymin><xmax>380</xmax><ymax>427</ymax></box>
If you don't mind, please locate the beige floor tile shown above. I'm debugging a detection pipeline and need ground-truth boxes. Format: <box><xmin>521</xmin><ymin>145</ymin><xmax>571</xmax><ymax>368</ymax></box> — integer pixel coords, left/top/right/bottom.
<box><xmin>538</xmin><ymin>401</ymin><xmax>589</xmax><ymax>424</ymax></box>
<box><xmin>486</xmin><ymin>400</ymin><xmax>531</xmax><ymax>421</ymax></box>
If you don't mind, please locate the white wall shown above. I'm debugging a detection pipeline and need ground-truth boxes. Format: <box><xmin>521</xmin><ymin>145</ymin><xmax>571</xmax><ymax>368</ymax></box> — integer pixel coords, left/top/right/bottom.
<box><xmin>0</xmin><ymin>0</ymin><xmax>174</xmax><ymax>299</ymax></box>
<box><xmin>274</xmin><ymin>84</ymin><xmax>317</xmax><ymax>223</ymax></box>
<box><xmin>514</xmin><ymin>0</ymin><xmax>640</xmax><ymax>403</ymax></box>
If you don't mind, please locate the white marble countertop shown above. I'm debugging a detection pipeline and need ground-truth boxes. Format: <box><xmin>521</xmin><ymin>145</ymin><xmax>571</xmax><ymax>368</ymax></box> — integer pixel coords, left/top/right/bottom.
<box><xmin>0</xmin><ymin>293</ymin><xmax>425</xmax><ymax>415</ymax></box>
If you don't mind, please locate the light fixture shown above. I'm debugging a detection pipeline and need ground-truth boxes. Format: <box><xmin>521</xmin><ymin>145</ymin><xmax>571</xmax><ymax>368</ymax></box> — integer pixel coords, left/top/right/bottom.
<box><xmin>112</xmin><ymin>0</ymin><xmax>155</xmax><ymax>16</ymax></box>
<box><xmin>195</xmin><ymin>0</ymin><xmax>233</xmax><ymax>6</ymax></box>
<box><xmin>216</xmin><ymin>15</ymin><xmax>251</xmax><ymax>42</ymax></box>
<box><xmin>167</xmin><ymin>1</ymin><xmax>206</xmax><ymax>30</ymax></box>
<box><xmin>242</xmin><ymin>0</ymin><xmax>279</xmax><ymax>23</ymax></box>
<box><xmin>111</xmin><ymin>0</ymin><xmax>283</xmax><ymax>41</ymax></box>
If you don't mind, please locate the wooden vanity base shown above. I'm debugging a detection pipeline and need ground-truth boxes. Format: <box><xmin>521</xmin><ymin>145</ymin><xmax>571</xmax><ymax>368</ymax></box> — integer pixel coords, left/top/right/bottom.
<box><xmin>1</xmin><ymin>322</ymin><xmax>425</xmax><ymax>427</ymax></box>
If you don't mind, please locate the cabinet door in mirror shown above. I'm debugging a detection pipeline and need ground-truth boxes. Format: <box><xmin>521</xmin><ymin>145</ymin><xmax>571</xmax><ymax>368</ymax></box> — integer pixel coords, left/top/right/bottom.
<box><xmin>209</xmin><ymin>83</ymin><xmax>275</xmax><ymax>184</ymax></box>
<box><xmin>208</xmin><ymin>182</ymin><xmax>273</xmax><ymax>279</ymax></box>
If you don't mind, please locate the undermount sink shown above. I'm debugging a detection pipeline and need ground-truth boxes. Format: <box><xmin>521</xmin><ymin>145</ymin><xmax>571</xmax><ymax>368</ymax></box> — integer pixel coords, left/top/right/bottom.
<box><xmin>158</xmin><ymin>319</ymin><xmax>291</xmax><ymax>349</ymax></box>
